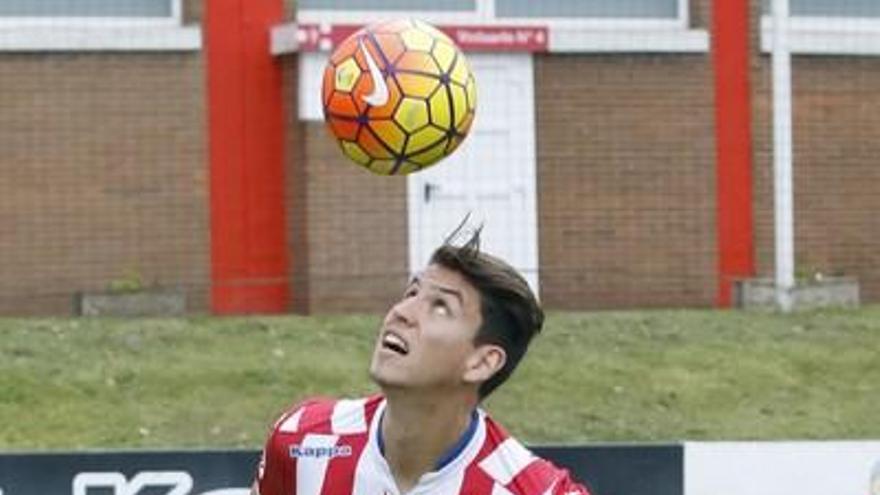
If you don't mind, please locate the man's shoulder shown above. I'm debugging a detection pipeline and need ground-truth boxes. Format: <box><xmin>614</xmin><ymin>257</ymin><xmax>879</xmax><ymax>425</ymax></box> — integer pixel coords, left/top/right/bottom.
<box><xmin>476</xmin><ymin>414</ymin><xmax>591</xmax><ymax>495</ymax></box>
<box><xmin>269</xmin><ymin>394</ymin><xmax>383</xmax><ymax>438</ymax></box>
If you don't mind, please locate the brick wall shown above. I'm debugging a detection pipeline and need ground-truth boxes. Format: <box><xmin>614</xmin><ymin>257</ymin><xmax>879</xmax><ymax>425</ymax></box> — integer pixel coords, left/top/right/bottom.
<box><xmin>295</xmin><ymin>50</ymin><xmax>722</xmax><ymax>312</ymax></box>
<box><xmin>286</xmin><ymin>0</ymin><xmax>720</xmax><ymax>312</ymax></box>
<box><xmin>692</xmin><ymin>0</ymin><xmax>711</xmax><ymax>27</ymax></box>
<box><xmin>282</xmin><ymin>55</ymin><xmax>309</xmax><ymax>313</ymax></box>
<box><xmin>752</xmin><ymin>55</ymin><xmax>880</xmax><ymax>301</ymax></box>
<box><xmin>5</xmin><ymin>0</ymin><xmax>880</xmax><ymax>315</ymax></box>
<box><xmin>183</xmin><ymin>0</ymin><xmax>203</xmax><ymax>23</ymax></box>
<box><xmin>750</xmin><ymin>0</ymin><xmax>880</xmax><ymax>302</ymax></box>
<box><xmin>297</xmin><ymin>123</ymin><xmax>409</xmax><ymax>313</ymax></box>
<box><xmin>0</xmin><ymin>53</ymin><xmax>209</xmax><ymax>315</ymax></box>
<box><xmin>280</xmin><ymin>1</ymin><xmax>408</xmax><ymax>314</ymax></box>
<box><xmin>535</xmin><ymin>54</ymin><xmax>718</xmax><ymax>309</ymax></box>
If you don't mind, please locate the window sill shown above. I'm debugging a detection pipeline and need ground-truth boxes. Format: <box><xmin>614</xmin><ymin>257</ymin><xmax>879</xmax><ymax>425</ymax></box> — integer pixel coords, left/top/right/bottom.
<box><xmin>549</xmin><ymin>27</ymin><xmax>708</xmax><ymax>53</ymax></box>
<box><xmin>761</xmin><ymin>17</ymin><xmax>880</xmax><ymax>55</ymax></box>
<box><xmin>0</xmin><ymin>25</ymin><xmax>201</xmax><ymax>52</ymax></box>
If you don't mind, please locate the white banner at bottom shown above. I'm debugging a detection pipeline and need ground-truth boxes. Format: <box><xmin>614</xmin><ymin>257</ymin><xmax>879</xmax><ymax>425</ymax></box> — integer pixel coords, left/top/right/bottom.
<box><xmin>685</xmin><ymin>441</ymin><xmax>880</xmax><ymax>495</ymax></box>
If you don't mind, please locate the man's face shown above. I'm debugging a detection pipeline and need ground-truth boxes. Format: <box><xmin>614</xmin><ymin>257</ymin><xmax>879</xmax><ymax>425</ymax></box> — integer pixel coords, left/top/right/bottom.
<box><xmin>369</xmin><ymin>263</ymin><xmax>484</xmax><ymax>392</ymax></box>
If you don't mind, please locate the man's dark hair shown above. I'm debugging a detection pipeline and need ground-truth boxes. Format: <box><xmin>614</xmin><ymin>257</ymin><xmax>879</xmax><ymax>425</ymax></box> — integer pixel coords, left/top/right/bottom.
<box><xmin>429</xmin><ymin>223</ymin><xmax>544</xmax><ymax>399</ymax></box>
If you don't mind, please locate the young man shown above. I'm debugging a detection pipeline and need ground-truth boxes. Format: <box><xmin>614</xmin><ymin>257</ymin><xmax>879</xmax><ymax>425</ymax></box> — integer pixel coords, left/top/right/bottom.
<box><xmin>253</xmin><ymin>230</ymin><xmax>591</xmax><ymax>494</ymax></box>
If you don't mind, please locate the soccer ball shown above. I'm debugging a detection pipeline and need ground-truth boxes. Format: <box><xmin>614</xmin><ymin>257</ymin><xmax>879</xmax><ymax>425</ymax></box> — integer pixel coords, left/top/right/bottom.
<box><xmin>322</xmin><ymin>19</ymin><xmax>477</xmax><ymax>175</ymax></box>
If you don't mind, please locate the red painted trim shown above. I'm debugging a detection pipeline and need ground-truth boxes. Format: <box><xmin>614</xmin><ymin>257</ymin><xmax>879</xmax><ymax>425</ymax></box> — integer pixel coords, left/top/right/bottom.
<box><xmin>207</xmin><ymin>0</ymin><xmax>289</xmax><ymax>313</ymax></box>
<box><xmin>712</xmin><ymin>0</ymin><xmax>755</xmax><ymax>307</ymax></box>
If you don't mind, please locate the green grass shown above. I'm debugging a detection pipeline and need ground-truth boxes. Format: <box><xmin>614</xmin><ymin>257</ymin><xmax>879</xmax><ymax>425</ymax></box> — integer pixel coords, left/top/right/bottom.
<box><xmin>1</xmin><ymin>308</ymin><xmax>879</xmax><ymax>450</ymax></box>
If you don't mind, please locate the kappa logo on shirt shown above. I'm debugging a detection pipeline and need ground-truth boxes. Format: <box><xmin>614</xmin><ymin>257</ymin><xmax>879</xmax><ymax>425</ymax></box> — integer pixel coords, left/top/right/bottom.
<box><xmin>289</xmin><ymin>444</ymin><xmax>353</xmax><ymax>459</ymax></box>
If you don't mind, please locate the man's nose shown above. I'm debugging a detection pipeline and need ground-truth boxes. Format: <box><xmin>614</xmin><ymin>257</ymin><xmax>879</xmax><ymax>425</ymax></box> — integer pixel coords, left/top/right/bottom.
<box><xmin>390</xmin><ymin>297</ymin><xmax>418</xmax><ymax>326</ymax></box>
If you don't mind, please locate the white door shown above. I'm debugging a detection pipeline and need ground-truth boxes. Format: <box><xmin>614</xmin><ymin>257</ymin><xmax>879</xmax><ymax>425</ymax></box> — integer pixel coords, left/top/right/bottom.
<box><xmin>408</xmin><ymin>54</ymin><xmax>539</xmax><ymax>293</ymax></box>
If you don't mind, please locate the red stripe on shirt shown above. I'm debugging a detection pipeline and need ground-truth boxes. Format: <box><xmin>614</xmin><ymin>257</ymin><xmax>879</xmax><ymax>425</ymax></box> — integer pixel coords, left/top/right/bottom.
<box><xmin>318</xmin><ymin>396</ymin><xmax>381</xmax><ymax>494</ymax></box>
<box><xmin>298</xmin><ymin>399</ymin><xmax>337</xmax><ymax>434</ymax></box>
<box><xmin>318</xmin><ymin>434</ymin><xmax>371</xmax><ymax>495</ymax></box>
<box><xmin>506</xmin><ymin>458</ymin><xmax>559</xmax><ymax>494</ymax></box>
<box><xmin>461</xmin><ymin>421</ymin><xmax>503</xmax><ymax>494</ymax></box>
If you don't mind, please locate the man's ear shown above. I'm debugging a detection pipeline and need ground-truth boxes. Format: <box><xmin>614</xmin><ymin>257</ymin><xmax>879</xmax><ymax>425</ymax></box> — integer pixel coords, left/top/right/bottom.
<box><xmin>463</xmin><ymin>344</ymin><xmax>507</xmax><ymax>385</ymax></box>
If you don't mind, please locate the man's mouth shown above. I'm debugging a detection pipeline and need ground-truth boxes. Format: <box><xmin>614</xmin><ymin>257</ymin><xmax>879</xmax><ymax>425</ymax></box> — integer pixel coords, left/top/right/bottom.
<box><xmin>381</xmin><ymin>331</ymin><xmax>409</xmax><ymax>356</ymax></box>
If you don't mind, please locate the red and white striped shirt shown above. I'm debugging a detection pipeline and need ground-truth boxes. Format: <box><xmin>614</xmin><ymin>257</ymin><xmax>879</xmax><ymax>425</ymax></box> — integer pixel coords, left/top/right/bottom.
<box><xmin>256</xmin><ymin>395</ymin><xmax>591</xmax><ymax>495</ymax></box>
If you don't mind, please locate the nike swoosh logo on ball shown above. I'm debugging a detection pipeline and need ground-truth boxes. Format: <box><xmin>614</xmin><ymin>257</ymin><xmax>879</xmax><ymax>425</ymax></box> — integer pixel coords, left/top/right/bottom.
<box><xmin>359</xmin><ymin>38</ymin><xmax>389</xmax><ymax>107</ymax></box>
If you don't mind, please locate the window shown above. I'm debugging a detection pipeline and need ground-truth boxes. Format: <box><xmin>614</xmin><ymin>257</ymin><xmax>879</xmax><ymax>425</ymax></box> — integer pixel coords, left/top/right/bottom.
<box><xmin>299</xmin><ymin>0</ymin><xmax>682</xmax><ymax>18</ymax></box>
<box><xmin>0</xmin><ymin>0</ymin><xmax>181</xmax><ymax>25</ymax></box>
<box><xmin>299</xmin><ymin>0</ymin><xmax>475</xmax><ymax>10</ymax></box>
<box><xmin>297</xmin><ymin>0</ymin><xmax>689</xmax><ymax>26</ymax></box>
<box><xmin>0</xmin><ymin>0</ymin><xmax>172</xmax><ymax>18</ymax></box>
<box><xmin>496</xmin><ymin>0</ymin><xmax>680</xmax><ymax>19</ymax></box>
<box><xmin>0</xmin><ymin>0</ymin><xmax>199</xmax><ymax>51</ymax></box>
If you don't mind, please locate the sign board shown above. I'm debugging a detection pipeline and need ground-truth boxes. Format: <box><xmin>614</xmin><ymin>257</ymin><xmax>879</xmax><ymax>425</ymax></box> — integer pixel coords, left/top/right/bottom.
<box><xmin>684</xmin><ymin>441</ymin><xmax>880</xmax><ymax>495</ymax></box>
<box><xmin>0</xmin><ymin>451</ymin><xmax>256</xmax><ymax>495</ymax></box>
<box><xmin>0</xmin><ymin>445</ymin><xmax>681</xmax><ymax>494</ymax></box>
<box><xmin>295</xmin><ymin>23</ymin><xmax>549</xmax><ymax>52</ymax></box>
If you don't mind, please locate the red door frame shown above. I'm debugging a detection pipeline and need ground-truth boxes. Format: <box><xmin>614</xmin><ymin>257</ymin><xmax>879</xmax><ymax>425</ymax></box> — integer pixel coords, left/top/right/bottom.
<box><xmin>206</xmin><ymin>0</ymin><xmax>289</xmax><ymax>313</ymax></box>
<box><xmin>712</xmin><ymin>0</ymin><xmax>756</xmax><ymax>306</ymax></box>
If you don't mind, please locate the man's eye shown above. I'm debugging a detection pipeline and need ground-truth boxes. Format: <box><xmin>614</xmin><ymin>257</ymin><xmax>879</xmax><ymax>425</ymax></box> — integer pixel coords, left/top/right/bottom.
<box><xmin>432</xmin><ymin>299</ymin><xmax>450</xmax><ymax>315</ymax></box>
<box><xmin>404</xmin><ymin>288</ymin><xmax>417</xmax><ymax>298</ymax></box>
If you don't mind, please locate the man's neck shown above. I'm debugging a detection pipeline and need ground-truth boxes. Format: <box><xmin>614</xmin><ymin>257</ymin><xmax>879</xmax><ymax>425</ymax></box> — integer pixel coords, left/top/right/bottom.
<box><xmin>380</xmin><ymin>391</ymin><xmax>477</xmax><ymax>493</ymax></box>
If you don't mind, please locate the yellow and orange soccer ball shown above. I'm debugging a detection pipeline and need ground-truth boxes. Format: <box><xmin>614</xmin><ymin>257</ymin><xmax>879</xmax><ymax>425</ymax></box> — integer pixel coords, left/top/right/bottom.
<box><xmin>322</xmin><ymin>19</ymin><xmax>477</xmax><ymax>175</ymax></box>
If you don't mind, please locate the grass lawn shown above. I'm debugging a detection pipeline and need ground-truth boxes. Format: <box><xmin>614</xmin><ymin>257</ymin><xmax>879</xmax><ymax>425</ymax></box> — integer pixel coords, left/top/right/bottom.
<box><xmin>1</xmin><ymin>307</ymin><xmax>878</xmax><ymax>450</ymax></box>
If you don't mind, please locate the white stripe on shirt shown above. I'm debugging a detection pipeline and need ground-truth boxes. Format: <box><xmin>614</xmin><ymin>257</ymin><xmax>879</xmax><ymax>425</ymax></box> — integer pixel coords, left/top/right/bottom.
<box><xmin>331</xmin><ymin>398</ymin><xmax>368</xmax><ymax>435</ymax></box>
<box><xmin>479</xmin><ymin>438</ymin><xmax>536</xmax><ymax>486</ymax></box>
<box><xmin>278</xmin><ymin>407</ymin><xmax>304</xmax><ymax>433</ymax></box>
<box><xmin>295</xmin><ymin>433</ymin><xmax>339</xmax><ymax>495</ymax></box>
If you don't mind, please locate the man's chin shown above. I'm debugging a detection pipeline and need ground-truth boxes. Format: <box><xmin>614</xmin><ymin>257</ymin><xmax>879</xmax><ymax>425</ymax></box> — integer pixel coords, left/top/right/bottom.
<box><xmin>369</xmin><ymin>364</ymin><xmax>410</xmax><ymax>390</ymax></box>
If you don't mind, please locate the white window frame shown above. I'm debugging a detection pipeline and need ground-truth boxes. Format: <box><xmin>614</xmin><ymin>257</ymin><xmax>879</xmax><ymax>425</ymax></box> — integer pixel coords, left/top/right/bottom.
<box><xmin>491</xmin><ymin>0</ymin><xmax>689</xmax><ymax>30</ymax></box>
<box><xmin>0</xmin><ymin>0</ymin><xmax>200</xmax><ymax>51</ymax></box>
<box><xmin>761</xmin><ymin>15</ymin><xmax>880</xmax><ymax>55</ymax></box>
<box><xmin>0</xmin><ymin>0</ymin><xmax>182</xmax><ymax>27</ymax></box>
<box><xmin>294</xmin><ymin>0</ymin><xmax>708</xmax><ymax>53</ymax></box>
<box><xmin>760</xmin><ymin>1</ymin><xmax>880</xmax><ymax>55</ymax></box>
<box><xmin>298</xmin><ymin>0</ymin><xmax>687</xmax><ymax>28</ymax></box>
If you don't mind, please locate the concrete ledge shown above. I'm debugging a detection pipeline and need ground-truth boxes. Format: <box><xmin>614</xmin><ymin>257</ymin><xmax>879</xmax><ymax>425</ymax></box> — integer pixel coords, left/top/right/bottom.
<box><xmin>550</xmin><ymin>27</ymin><xmax>709</xmax><ymax>53</ymax></box>
<box><xmin>77</xmin><ymin>290</ymin><xmax>186</xmax><ymax>317</ymax></box>
<box><xmin>736</xmin><ymin>277</ymin><xmax>860</xmax><ymax>311</ymax></box>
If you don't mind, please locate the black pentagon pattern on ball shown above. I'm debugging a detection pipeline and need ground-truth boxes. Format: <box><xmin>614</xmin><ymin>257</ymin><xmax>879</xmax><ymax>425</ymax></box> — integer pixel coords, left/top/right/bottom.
<box><xmin>323</xmin><ymin>20</ymin><xmax>475</xmax><ymax>175</ymax></box>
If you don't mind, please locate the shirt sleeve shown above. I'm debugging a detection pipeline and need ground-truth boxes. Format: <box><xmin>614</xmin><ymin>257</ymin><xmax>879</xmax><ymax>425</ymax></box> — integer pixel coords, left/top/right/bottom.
<box><xmin>255</xmin><ymin>400</ymin><xmax>320</xmax><ymax>495</ymax></box>
<box><xmin>504</xmin><ymin>456</ymin><xmax>593</xmax><ymax>495</ymax></box>
<box><xmin>255</xmin><ymin>426</ymin><xmax>293</xmax><ymax>495</ymax></box>
<box><xmin>550</xmin><ymin>469</ymin><xmax>592</xmax><ymax>495</ymax></box>
<box><xmin>254</xmin><ymin>397</ymin><xmax>334</xmax><ymax>495</ymax></box>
